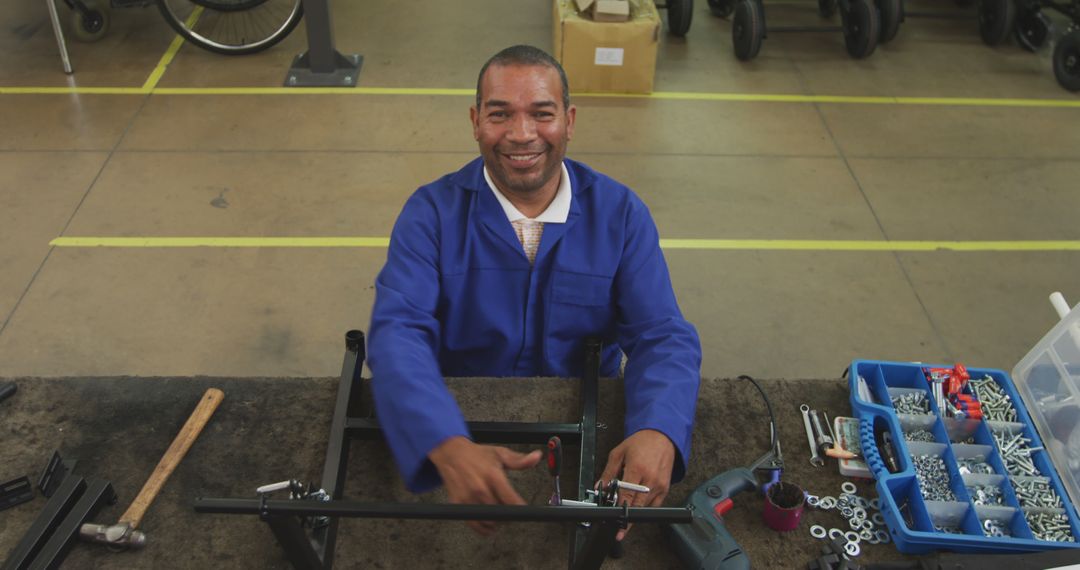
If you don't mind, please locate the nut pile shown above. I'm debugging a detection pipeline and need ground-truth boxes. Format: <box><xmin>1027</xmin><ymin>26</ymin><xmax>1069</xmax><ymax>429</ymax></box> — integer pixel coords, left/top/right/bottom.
<box><xmin>903</xmin><ymin>428</ymin><xmax>937</xmax><ymax>443</ymax></box>
<box><xmin>967</xmin><ymin>484</ymin><xmax>1004</xmax><ymax>506</ymax></box>
<box><xmin>913</xmin><ymin>454</ymin><xmax>957</xmax><ymax>502</ymax></box>
<box><xmin>956</xmin><ymin>455</ymin><xmax>995</xmax><ymax>475</ymax></box>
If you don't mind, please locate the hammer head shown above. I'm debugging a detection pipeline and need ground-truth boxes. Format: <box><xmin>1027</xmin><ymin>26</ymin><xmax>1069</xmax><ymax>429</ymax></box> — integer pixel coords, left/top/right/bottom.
<box><xmin>79</xmin><ymin>522</ymin><xmax>147</xmax><ymax>549</ymax></box>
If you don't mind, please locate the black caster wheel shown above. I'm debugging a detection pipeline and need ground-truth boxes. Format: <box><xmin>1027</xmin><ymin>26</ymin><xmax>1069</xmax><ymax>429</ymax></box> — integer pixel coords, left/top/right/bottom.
<box><xmin>708</xmin><ymin>0</ymin><xmax>735</xmax><ymax>18</ymax></box>
<box><xmin>977</xmin><ymin>0</ymin><xmax>1015</xmax><ymax>45</ymax></box>
<box><xmin>842</xmin><ymin>0</ymin><xmax>880</xmax><ymax>58</ymax></box>
<box><xmin>732</xmin><ymin>0</ymin><xmax>764</xmax><ymax>60</ymax></box>
<box><xmin>819</xmin><ymin>0</ymin><xmax>837</xmax><ymax>18</ymax></box>
<box><xmin>667</xmin><ymin>0</ymin><xmax>694</xmax><ymax>36</ymax></box>
<box><xmin>876</xmin><ymin>0</ymin><xmax>903</xmax><ymax>43</ymax></box>
<box><xmin>1015</xmin><ymin>10</ymin><xmax>1052</xmax><ymax>51</ymax></box>
<box><xmin>67</xmin><ymin>0</ymin><xmax>109</xmax><ymax>42</ymax></box>
<box><xmin>1053</xmin><ymin>30</ymin><xmax>1080</xmax><ymax>92</ymax></box>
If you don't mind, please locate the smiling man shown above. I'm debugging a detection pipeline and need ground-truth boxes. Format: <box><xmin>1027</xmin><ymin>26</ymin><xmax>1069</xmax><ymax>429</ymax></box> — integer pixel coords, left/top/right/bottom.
<box><xmin>367</xmin><ymin>45</ymin><xmax>702</xmax><ymax>539</ymax></box>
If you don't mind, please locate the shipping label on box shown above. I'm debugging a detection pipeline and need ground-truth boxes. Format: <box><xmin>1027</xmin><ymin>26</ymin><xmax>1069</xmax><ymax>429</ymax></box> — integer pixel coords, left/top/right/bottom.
<box><xmin>553</xmin><ymin>0</ymin><xmax>660</xmax><ymax>94</ymax></box>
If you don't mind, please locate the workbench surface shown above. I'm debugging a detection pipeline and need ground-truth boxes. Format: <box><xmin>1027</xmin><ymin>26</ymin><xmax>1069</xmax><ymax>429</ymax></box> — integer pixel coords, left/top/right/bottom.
<box><xmin>0</xmin><ymin>376</ymin><xmax>917</xmax><ymax>569</ymax></box>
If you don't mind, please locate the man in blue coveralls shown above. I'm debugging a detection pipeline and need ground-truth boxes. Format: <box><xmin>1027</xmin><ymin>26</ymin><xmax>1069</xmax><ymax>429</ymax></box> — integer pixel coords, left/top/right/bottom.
<box><xmin>367</xmin><ymin>45</ymin><xmax>702</xmax><ymax>539</ymax></box>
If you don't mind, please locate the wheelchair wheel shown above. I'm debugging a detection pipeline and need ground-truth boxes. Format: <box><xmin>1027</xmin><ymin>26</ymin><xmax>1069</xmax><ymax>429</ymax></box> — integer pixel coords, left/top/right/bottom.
<box><xmin>667</xmin><ymin>0</ymin><xmax>694</xmax><ymax>36</ymax></box>
<box><xmin>843</xmin><ymin>0</ymin><xmax>879</xmax><ymax>58</ymax></box>
<box><xmin>708</xmin><ymin>0</ymin><xmax>735</xmax><ymax>18</ymax></box>
<box><xmin>192</xmin><ymin>0</ymin><xmax>267</xmax><ymax>10</ymax></box>
<box><xmin>732</xmin><ymin>0</ymin><xmax>764</xmax><ymax>61</ymax></box>
<box><xmin>1053</xmin><ymin>30</ymin><xmax>1080</xmax><ymax>92</ymax></box>
<box><xmin>68</xmin><ymin>0</ymin><xmax>109</xmax><ymax>42</ymax></box>
<box><xmin>157</xmin><ymin>0</ymin><xmax>303</xmax><ymax>55</ymax></box>
<box><xmin>1015</xmin><ymin>10</ymin><xmax>1052</xmax><ymax>51</ymax></box>
<box><xmin>976</xmin><ymin>0</ymin><xmax>1015</xmax><ymax>46</ymax></box>
<box><xmin>876</xmin><ymin>0</ymin><xmax>903</xmax><ymax>43</ymax></box>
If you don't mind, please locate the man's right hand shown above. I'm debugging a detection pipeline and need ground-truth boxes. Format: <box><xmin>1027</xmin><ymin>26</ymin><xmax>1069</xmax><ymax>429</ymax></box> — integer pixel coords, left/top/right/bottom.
<box><xmin>428</xmin><ymin>436</ymin><xmax>543</xmax><ymax>536</ymax></box>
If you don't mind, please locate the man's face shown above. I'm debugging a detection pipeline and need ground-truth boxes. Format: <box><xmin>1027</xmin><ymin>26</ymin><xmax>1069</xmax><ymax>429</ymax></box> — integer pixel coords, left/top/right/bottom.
<box><xmin>471</xmin><ymin>64</ymin><xmax>576</xmax><ymax>196</ymax></box>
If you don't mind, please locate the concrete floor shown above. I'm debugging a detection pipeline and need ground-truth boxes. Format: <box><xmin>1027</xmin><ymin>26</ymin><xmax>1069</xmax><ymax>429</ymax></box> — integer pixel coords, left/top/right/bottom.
<box><xmin>2</xmin><ymin>0</ymin><xmax>1079</xmax><ymax>381</ymax></box>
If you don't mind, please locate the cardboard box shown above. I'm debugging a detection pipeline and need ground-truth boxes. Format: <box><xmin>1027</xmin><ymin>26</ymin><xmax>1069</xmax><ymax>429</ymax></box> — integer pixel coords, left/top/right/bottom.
<box><xmin>593</xmin><ymin>0</ymin><xmax>630</xmax><ymax>22</ymax></box>
<box><xmin>553</xmin><ymin>0</ymin><xmax>660</xmax><ymax>94</ymax></box>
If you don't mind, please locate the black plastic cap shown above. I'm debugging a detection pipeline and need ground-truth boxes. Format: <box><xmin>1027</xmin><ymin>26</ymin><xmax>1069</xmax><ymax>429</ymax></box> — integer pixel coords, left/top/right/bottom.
<box><xmin>345</xmin><ymin>330</ymin><xmax>366</xmax><ymax>356</ymax></box>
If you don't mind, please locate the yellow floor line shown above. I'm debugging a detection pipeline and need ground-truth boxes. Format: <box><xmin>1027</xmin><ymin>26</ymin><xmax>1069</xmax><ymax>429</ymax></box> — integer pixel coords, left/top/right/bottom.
<box><xmin>142</xmin><ymin>7</ymin><xmax>202</xmax><ymax>91</ymax></box>
<box><xmin>0</xmin><ymin>84</ymin><xmax>1078</xmax><ymax>108</ymax></box>
<box><xmin>48</xmin><ymin>237</ymin><xmax>1080</xmax><ymax>251</ymax></box>
<box><xmin>0</xmin><ymin>87</ymin><xmax>147</xmax><ymax>95</ymax></box>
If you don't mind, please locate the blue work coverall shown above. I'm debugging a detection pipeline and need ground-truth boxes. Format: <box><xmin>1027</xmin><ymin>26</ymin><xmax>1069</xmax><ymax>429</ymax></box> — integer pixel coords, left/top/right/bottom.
<box><xmin>368</xmin><ymin>157</ymin><xmax>702</xmax><ymax>493</ymax></box>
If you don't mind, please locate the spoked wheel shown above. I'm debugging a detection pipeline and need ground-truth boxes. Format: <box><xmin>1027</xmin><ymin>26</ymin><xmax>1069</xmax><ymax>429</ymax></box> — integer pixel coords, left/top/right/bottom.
<box><xmin>1015</xmin><ymin>10</ymin><xmax>1053</xmax><ymax>52</ymax></box>
<box><xmin>667</xmin><ymin>0</ymin><xmax>694</xmax><ymax>36</ymax></box>
<box><xmin>1053</xmin><ymin>30</ymin><xmax>1080</xmax><ymax>92</ymax></box>
<box><xmin>875</xmin><ymin>0</ymin><xmax>903</xmax><ymax>43</ymax></box>
<box><xmin>192</xmin><ymin>0</ymin><xmax>267</xmax><ymax>9</ymax></box>
<box><xmin>156</xmin><ymin>0</ymin><xmax>304</xmax><ymax>55</ymax></box>
<box><xmin>732</xmin><ymin>0</ymin><xmax>764</xmax><ymax>60</ymax></box>
<box><xmin>976</xmin><ymin>0</ymin><xmax>1015</xmax><ymax>46</ymax></box>
<box><xmin>708</xmin><ymin>0</ymin><xmax>735</xmax><ymax>18</ymax></box>
<box><xmin>819</xmin><ymin>0</ymin><xmax>837</xmax><ymax>18</ymax></box>
<box><xmin>67</xmin><ymin>0</ymin><xmax>110</xmax><ymax>42</ymax></box>
<box><xmin>842</xmin><ymin>0</ymin><xmax>879</xmax><ymax>58</ymax></box>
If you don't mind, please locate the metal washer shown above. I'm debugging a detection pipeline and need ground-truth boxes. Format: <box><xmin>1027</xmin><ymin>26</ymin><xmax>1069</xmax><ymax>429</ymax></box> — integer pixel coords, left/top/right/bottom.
<box><xmin>841</xmin><ymin>481</ymin><xmax>857</xmax><ymax>494</ymax></box>
<box><xmin>810</xmin><ymin>525</ymin><xmax>827</xmax><ymax>539</ymax></box>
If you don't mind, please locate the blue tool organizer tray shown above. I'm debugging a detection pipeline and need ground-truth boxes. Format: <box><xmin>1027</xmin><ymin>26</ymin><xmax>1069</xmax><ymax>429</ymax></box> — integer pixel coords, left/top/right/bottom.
<box><xmin>849</xmin><ymin>360</ymin><xmax>1080</xmax><ymax>554</ymax></box>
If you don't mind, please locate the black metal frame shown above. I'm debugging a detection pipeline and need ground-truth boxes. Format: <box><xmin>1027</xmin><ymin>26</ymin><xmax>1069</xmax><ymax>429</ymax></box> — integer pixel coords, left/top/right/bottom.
<box><xmin>194</xmin><ymin>331</ymin><xmax>691</xmax><ymax>569</ymax></box>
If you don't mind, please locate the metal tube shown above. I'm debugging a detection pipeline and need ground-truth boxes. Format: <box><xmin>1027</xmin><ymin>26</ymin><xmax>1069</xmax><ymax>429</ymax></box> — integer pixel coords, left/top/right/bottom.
<box><xmin>45</xmin><ymin>0</ymin><xmax>73</xmax><ymax>74</ymax></box>
<box><xmin>193</xmin><ymin>499</ymin><xmax>692</xmax><ymax>524</ymax></box>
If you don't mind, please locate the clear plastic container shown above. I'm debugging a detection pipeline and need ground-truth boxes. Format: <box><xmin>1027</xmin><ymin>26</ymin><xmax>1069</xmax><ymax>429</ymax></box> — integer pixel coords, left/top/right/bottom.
<box><xmin>1013</xmin><ymin>301</ymin><xmax>1080</xmax><ymax>511</ymax></box>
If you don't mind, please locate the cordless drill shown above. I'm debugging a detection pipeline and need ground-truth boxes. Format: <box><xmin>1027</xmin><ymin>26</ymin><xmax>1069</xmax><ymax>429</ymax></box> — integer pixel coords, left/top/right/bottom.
<box><xmin>666</xmin><ymin>375</ymin><xmax>784</xmax><ymax>570</ymax></box>
<box><xmin>665</xmin><ymin>448</ymin><xmax>783</xmax><ymax>570</ymax></box>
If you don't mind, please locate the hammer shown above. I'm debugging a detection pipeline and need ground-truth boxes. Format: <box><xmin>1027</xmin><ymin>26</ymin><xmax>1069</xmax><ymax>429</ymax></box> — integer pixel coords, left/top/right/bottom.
<box><xmin>79</xmin><ymin>387</ymin><xmax>224</xmax><ymax>549</ymax></box>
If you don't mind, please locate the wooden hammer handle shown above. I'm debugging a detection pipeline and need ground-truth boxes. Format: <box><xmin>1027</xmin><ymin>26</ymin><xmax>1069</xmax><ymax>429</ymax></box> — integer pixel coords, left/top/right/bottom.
<box><xmin>120</xmin><ymin>388</ymin><xmax>224</xmax><ymax>529</ymax></box>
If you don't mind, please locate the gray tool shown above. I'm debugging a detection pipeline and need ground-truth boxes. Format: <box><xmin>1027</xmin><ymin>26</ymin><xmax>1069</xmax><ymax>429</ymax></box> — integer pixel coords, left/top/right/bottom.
<box><xmin>801</xmin><ymin>404</ymin><xmax>824</xmax><ymax>467</ymax></box>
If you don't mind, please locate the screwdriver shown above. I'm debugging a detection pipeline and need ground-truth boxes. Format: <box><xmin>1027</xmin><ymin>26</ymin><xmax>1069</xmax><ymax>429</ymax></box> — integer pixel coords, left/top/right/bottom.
<box><xmin>547</xmin><ymin>436</ymin><xmax>562</xmax><ymax>506</ymax></box>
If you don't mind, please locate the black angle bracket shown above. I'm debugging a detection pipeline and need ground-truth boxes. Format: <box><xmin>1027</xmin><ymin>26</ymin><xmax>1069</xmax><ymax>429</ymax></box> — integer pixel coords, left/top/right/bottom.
<box><xmin>0</xmin><ymin>476</ymin><xmax>34</xmax><ymax>512</ymax></box>
<box><xmin>38</xmin><ymin>452</ymin><xmax>78</xmax><ymax>499</ymax></box>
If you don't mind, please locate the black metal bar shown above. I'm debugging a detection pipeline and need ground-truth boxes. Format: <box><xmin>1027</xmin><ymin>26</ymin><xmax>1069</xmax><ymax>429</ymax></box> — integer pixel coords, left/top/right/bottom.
<box><xmin>27</xmin><ymin>478</ymin><xmax>116</xmax><ymax>570</ymax></box>
<box><xmin>346</xmin><ymin>418</ymin><xmax>584</xmax><ymax>445</ymax></box>
<box><xmin>285</xmin><ymin>0</ymin><xmax>362</xmax><ymax>87</ymax></box>
<box><xmin>299</xmin><ymin>0</ymin><xmax>337</xmax><ymax>73</ymax></box>
<box><xmin>571</xmin><ymin>338</ymin><xmax>602</xmax><ymax>567</ymax></box>
<box><xmin>264</xmin><ymin>515</ymin><xmax>325</xmax><ymax>570</ymax></box>
<box><xmin>195</xmin><ymin>499</ymin><xmax>691</xmax><ymax>524</ymax></box>
<box><xmin>2</xmin><ymin>476</ymin><xmax>86</xmax><ymax>570</ymax></box>
<box><xmin>312</xmin><ymin>330</ymin><xmax>366</xmax><ymax>568</ymax></box>
<box><xmin>570</xmin><ymin>521</ymin><xmax>621</xmax><ymax>570</ymax></box>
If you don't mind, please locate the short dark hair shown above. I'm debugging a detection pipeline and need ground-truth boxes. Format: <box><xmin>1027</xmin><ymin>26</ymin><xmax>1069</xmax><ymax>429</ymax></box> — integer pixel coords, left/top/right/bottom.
<box><xmin>475</xmin><ymin>45</ymin><xmax>571</xmax><ymax>111</ymax></box>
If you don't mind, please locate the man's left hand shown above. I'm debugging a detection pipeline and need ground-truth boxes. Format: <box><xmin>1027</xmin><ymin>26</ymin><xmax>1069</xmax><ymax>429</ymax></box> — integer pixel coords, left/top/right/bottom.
<box><xmin>598</xmin><ymin>429</ymin><xmax>675</xmax><ymax>541</ymax></box>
